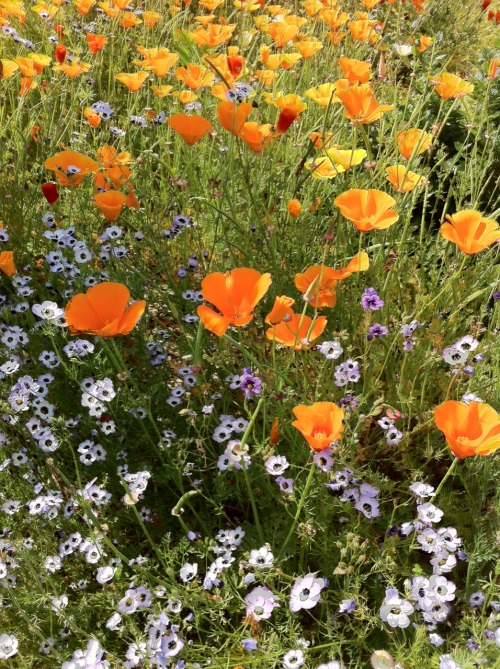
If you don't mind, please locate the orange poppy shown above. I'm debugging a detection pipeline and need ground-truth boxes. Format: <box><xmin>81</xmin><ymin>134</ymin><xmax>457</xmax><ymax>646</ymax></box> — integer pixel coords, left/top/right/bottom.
<box><xmin>335</xmin><ymin>189</ymin><xmax>399</xmax><ymax>232</ymax></box>
<box><xmin>396</xmin><ymin>128</ymin><xmax>432</xmax><ymax>160</ymax></box>
<box><xmin>197</xmin><ymin>268</ymin><xmax>272</xmax><ymax>336</ymax></box>
<box><xmin>338</xmin><ymin>57</ymin><xmax>372</xmax><ymax>84</ymax></box>
<box><xmin>84</xmin><ymin>107</ymin><xmax>101</xmax><ymax>128</ymax></box>
<box><xmin>94</xmin><ymin>191</ymin><xmax>128</xmax><ymax>221</ymax></box>
<box><xmin>168</xmin><ymin>113</ymin><xmax>213</xmax><ymax>145</ymax></box>
<box><xmin>53</xmin><ymin>59</ymin><xmax>91</xmax><ymax>78</ymax></box>
<box><xmin>175</xmin><ymin>64</ymin><xmax>215</xmax><ymax>90</ymax></box>
<box><xmin>86</xmin><ymin>33</ymin><xmax>107</xmax><ymax>54</ymax></box>
<box><xmin>240</xmin><ymin>122</ymin><xmax>274</xmax><ymax>153</ymax></box>
<box><xmin>54</xmin><ymin>43</ymin><xmax>67</xmax><ymax>64</ymax></box>
<box><xmin>265</xmin><ymin>295</ymin><xmax>295</xmax><ymax>325</ymax></box>
<box><xmin>44</xmin><ymin>150</ymin><xmax>99</xmax><ymax>187</ymax></box>
<box><xmin>266</xmin><ymin>22</ymin><xmax>299</xmax><ymax>47</ymax></box>
<box><xmin>287</xmin><ymin>199</ymin><xmax>302</xmax><ymax>218</ymax></box>
<box><xmin>217</xmin><ymin>101</ymin><xmax>252</xmax><ymax>135</ymax></box>
<box><xmin>190</xmin><ymin>23</ymin><xmax>236</xmax><ymax>47</ymax></box>
<box><xmin>134</xmin><ymin>47</ymin><xmax>179</xmax><ymax>77</ymax></box>
<box><xmin>439</xmin><ymin>210</ymin><xmax>500</xmax><ymax>254</ymax></box>
<box><xmin>336</xmin><ymin>84</ymin><xmax>394</xmax><ymax>124</ymax></box>
<box><xmin>292</xmin><ymin>402</ymin><xmax>344</xmax><ymax>451</ymax></box>
<box><xmin>418</xmin><ymin>35</ymin><xmax>432</xmax><ymax>53</ymax></box>
<box><xmin>294</xmin><ymin>38</ymin><xmax>323</xmax><ymax>59</ymax></box>
<box><xmin>266</xmin><ymin>312</ymin><xmax>327</xmax><ymax>349</ymax></box>
<box><xmin>65</xmin><ymin>282</ymin><xmax>146</xmax><ymax>337</ymax></box>
<box><xmin>19</xmin><ymin>77</ymin><xmax>37</xmax><ymax>96</ymax></box>
<box><xmin>119</xmin><ymin>11</ymin><xmax>142</xmax><ymax>28</ymax></box>
<box><xmin>0</xmin><ymin>60</ymin><xmax>19</xmax><ymax>79</ymax></box>
<box><xmin>430</xmin><ymin>72</ymin><xmax>474</xmax><ymax>99</ymax></box>
<box><xmin>151</xmin><ymin>85</ymin><xmax>173</xmax><ymax>98</ymax></box>
<box><xmin>434</xmin><ymin>401</ymin><xmax>500</xmax><ymax>459</ymax></box>
<box><xmin>0</xmin><ymin>251</ymin><xmax>16</xmax><ymax>277</ymax></box>
<box><xmin>320</xmin><ymin>8</ymin><xmax>349</xmax><ymax>29</ymax></box>
<box><xmin>386</xmin><ymin>166</ymin><xmax>424</xmax><ymax>193</ymax></box>
<box><xmin>116</xmin><ymin>71</ymin><xmax>149</xmax><ymax>92</ymax></box>
<box><xmin>294</xmin><ymin>253</ymin><xmax>369</xmax><ymax>308</ymax></box>
<box><xmin>488</xmin><ymin>58</ymin><xmax>500</xmax><ymax>80</ymax></box>
<box><xmin>348</xmin><ymin>18</ymin><xmax>379</xmax><ymax>43</ymax></box>
<box><xmin>74</xmin><ymin>0</ymin><xmax>95</xmax><ymax>14</ymax></box>
<box><xmin>270</xmin><ymin>417</ymin><xmax>280</xmax><ymax>445</ymax></box>
<box><xmin>14</xmin><ymin>56</ymin><xmax>40</xmax><ymax>78</ymax></box>
<box><xmin>143</xmin><ymin>11</ymin><xmax>162</xmax><ymax>28</ymax></box>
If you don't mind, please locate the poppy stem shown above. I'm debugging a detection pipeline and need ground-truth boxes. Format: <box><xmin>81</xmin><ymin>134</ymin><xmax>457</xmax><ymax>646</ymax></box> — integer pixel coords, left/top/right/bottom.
<box><xmin>239</xmin><ymin>398</ymin><xmax>265</xmax><ymax>545</ymax></box>
<box><xmin>278</xmin><ymin>456</ymin><xmax>315</xmax><ymax>560</ymax></box>
<box><xmin>431</xmin><ymin>457</ymin><xmax>459</xmax><ymax>499</ymax></box>
<box><xmin>357</xmin><ymin>122</ymin><xmax>373</xmax><ymax>163</ymax></box>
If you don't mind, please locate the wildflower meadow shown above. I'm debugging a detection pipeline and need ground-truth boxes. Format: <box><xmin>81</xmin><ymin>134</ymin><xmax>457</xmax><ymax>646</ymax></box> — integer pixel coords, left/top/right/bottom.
<box><xmin>1</xmin><ymin>0</ymin><xmax>500</xmax><ymax>667</ymax></box>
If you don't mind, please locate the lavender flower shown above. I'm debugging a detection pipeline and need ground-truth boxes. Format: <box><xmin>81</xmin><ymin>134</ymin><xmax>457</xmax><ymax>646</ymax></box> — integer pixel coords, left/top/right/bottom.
<box><xmin>361</xmin><ymin>287</ymin><xmax>384</xmax><ymax>311</ymax></box>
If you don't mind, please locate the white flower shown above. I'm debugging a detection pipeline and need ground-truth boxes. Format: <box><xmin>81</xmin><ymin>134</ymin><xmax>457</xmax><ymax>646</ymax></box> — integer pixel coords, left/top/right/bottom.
<box><xmin>316</xmin><ymin>340</ymin><xmax>343</xmax><ymax>360</ymax></box>
<box><xmin>417</xmin><ymin>502</ymin><xmax>444</xmax><ymax>524</ymax></box>
<box><xmin>51</xmin><ymin>595</ymin><xmax>69</xmax><ymax>613</ymax></box>
<box><xmin>317</xmin><ymin>663</ymin><xmax>342</xmax><ymax>669</ymax></box>
<box><xmin>96</xmin><ymin>565</ymin><xmax>116</xmax><ymax>584</ymax></box>
<box><xmin>248</xmin><ymin>545</ymin><xmax>274</xmax><ymax>570</ymax></box>
<box><xmin>0</xmin><ymin>634</ymin><xmax>18</xmax><ymax>659</ymax></box>
<box><xmin>439</xmin><ymin>655</ymin><xmax>462</xmax><ymax>669</ymax></box>
<box><xmin>394</xmin><ymin>44</ymin><xmax>412</xmax><ymax>56</ymax></box>
<box><xmin>179</xmin><ymin>562</ymin><xmax>198</xmax><ymax>583</ymax></box>
<box><xmin>32</xmin><ymin>301</ymin><xmax>64</xmax><ymax>321</ymax></box>
<box><xmin>379</xmin><ymin>592</ymin><xmax>414</xmax><ymax>628</ymax></box>
<box><xmin>283</xmin><ymin>649</ymin><xmax>305</xmax><ymax>669</ymax></box>
<box><xmin>106</xmin><ymin>612</ymin><xmax>122</xmax><ymax>631</ymax></box>
<box><xmin>290</xmin><ymin>573</ymin><xmax>326</xmax><ymax>612</ymax></box>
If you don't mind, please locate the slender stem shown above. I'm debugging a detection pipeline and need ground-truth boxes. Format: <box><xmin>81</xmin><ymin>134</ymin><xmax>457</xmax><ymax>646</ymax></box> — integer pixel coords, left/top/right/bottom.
<box><xmin>239</xmin><ymin>398</ymin><xmax>265</xmax><ymax>545</ymax></box>
<box><xmin>430</xmin><ymin>457</ymin><xmax>459</xmax><ymax>500</ymax></box>
<box><xmin>278</xmin><ymin>456</ymin><xmax>315</xmax><ymax>559</ymax></box>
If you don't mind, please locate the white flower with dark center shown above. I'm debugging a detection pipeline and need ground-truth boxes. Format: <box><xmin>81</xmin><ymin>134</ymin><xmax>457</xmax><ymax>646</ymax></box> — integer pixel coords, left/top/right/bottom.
<box><xmin>32</xmin><ymin>301</ymin><xmax>64</xmax><ymax>321</ymax></box>
<box><xmin>417</xmin><ymin>502</ymin><xmax>444</xmax><ymax>524</ymax></box>
<box><xmin>283</xmin><ymin>649</ymin><xmax>305</xmax><ymax>669</ymax></box>
<box><xmin>179</xmin><ymin>562</ymin><xmax>198</xmax><ymax>583</ymax></box>
<box><xmin>429</xmin><ymin>575</ymin><xmax>456</xmax><ymax>602</ymax></box>
<box><xmin>248</xmin><ymin>545</ymin><xmax>274</xmax><ymax>570</ymax></box>
<box><xmin>290</xmin><ymin>573</ymin><xmax>326</xmax><ymax>612</ymax></box>
<box><xmin>379</xmin><ymin>590</ymin><xmax>414</xmax><ymax>628</ymax></box>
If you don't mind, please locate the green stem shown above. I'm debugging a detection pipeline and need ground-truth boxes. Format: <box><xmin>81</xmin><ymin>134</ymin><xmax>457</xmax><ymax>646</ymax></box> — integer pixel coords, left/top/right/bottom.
<box><xmin>431</xmin><ymin>457</ymin><xmax>459</xmax><ymax>499</ymax></box>
<box><xmin>278</xmin><ymin>457</ymin><xmax>315</xmax><ymax>559</ymax></box>
<box><xmin>239</xmin><ymin>398</ymin><xmax>265</xmax><ymax>545</ymax></box>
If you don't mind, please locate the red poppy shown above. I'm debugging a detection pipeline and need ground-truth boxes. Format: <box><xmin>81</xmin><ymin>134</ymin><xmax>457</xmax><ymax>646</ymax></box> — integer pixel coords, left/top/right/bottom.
<box><xmin>41</xmin><ymin>182</ymin><xmax>59</xmax><ymax>204</ymax></box>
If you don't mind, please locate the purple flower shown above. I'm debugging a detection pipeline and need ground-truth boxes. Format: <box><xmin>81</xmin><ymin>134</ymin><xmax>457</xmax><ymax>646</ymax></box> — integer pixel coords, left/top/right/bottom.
<box><xmin>493</xmin><ymin>291</ymin><xmax>500</xmax><ymax>300</ymax></box>
<box><xmin>361</xmin><ymin>287</ymin><xmax>384</xmax><ymax>311</ymax></box>
<box><xmin>242</xmin><ymin>639</ymin><xmax>258</xmax><ymax>651</ymax></box>
<box><xmin>339</xmin><ymin>598</ymin><xmax>355</xmax><ymax>613</ymax></box>
<box><xmin>339</xmin><ymin>393</ymin><xmax>359</xmax><ymax>410</ymax></box>
<box><xmin>469</xmin><ymin>592</ymin><xmax>485</xmax><ymax>607</ymax></box>
<box><xmin>240</xmin><ymin>368</ymin><xmax>262</xmax><ymax>399</ymax></box>
<box><xmin>355</xmin><ymin>495</ymin><xmax>380</xmax><ymax>518</ymax></box>
<box><xmin>367</xmin><ymin>323</ymin><xmax>388</xmax><ymax>341</ymax></box>
<box><xmin>313</xmin><ymin>449</ymin><xmax>334</xmax><ymax>472</ymax></box>
<box><xmin>276</xmin><ymin>476</ymin><xmax>294</xmax><ymax>494</ymax></box>
<box><xmin>265</xmin><ymin>455</ymin><xmax>289</xmax><ymax>476</ymax></box>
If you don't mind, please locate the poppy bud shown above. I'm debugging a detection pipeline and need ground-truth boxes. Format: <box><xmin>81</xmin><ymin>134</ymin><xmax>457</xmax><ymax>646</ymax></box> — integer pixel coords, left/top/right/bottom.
<box><xmin>481</xmin><ymin>0</ymin><xmax>492</xmax><ymax>9</ymax></box>
<box><xmin>227</xmin><ymin>56</ymin><xmax>244</xmax><ymax>77</ymax></box>
<box><xmin>276</xmin><ymin>108</ymin><xmax>298</xmax><ymax>134</ymax></box>
<box><xmin>287</xmin><ymin>199</ymin><xmax>302</xmax><ymax>218</ymax></box>
<box><xmin>55</xmin><ymin>43</ymin><xmax>67</xmax><ymax>64</ymax></box>
<box><xmin>53</xmin><ymin>24</ymin><xmax>65</xmax><ymax>37</ymax></box>
<box><xmin>41</xmin><ymin>182</ymin><xmax>59</xmax><ymax>204</ymax></box>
